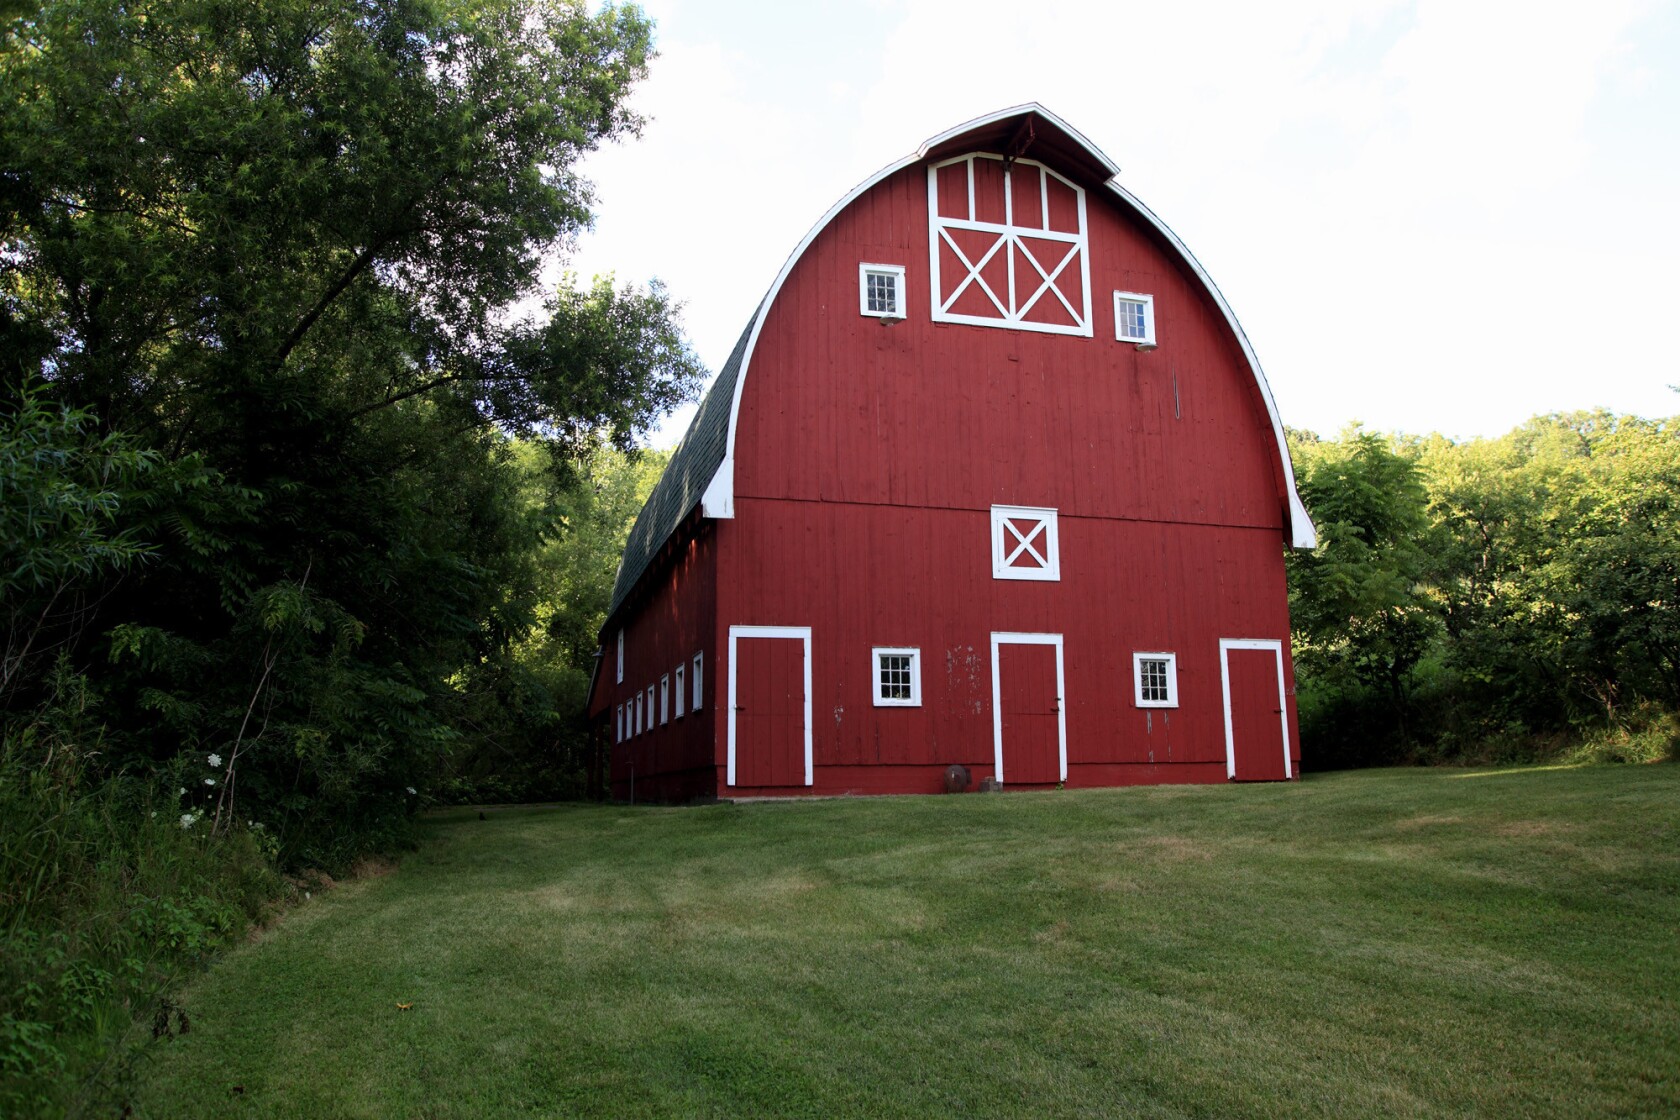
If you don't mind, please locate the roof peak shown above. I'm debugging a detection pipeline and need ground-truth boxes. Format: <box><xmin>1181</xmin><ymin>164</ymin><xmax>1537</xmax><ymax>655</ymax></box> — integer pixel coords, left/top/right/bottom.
<box><xmin>917</xmin><ymin>103</ymin><xmax>1121</xmax><ymax>187</ymax></box>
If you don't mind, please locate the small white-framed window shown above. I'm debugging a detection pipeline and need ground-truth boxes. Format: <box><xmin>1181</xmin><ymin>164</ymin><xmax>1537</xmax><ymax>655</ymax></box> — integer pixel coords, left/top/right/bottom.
<box><xmin>872</xmin><ymin>647</ymin><xmax>922</xmax><ymax>707</ymax></box>
<box><xmin>660</xmin><ymin>675</ymin><xmax>670</xmax><ymax>724</ymax></box>
<box><xmin>991</xmin><ymin>505</ymin><xmax>1060</xmax><ymax>581</ymax></box>
<box><xmin>674</xmin><ymin>664</ymin><xmax>686</xmax><ymax>718</ymax></box>
<box><xmin>1133</xmin><ymin>652</ymin><xmax>1178</xmax><ymax>708</ymax></box>
<box><xmin>645</xmin><ymin>686</ymin><xmax>655</xmax><ymax>731</ymax></box>
<box><xmin>1114</xmin><ymin>291</ymin><xmax>1156</xmax><ymax>346</ymax></box>
<box><xmin>859</xmin><ymin>263</ymin><xmax>906</xmax><ymax>318</ymax></box>
<box><xmin>692</xmin><ymin>652</ymin><xmax>704</xmax><ymax>711</ymax></box>
<box><xmin>615</xmin><ymin>704</ymin><xmax>623</xmax><ymax>743</ymax></box>
<box><xmin>616</xmin><ymin>629</ymin><xmax>624</xmax><ymax>683</ymax></box>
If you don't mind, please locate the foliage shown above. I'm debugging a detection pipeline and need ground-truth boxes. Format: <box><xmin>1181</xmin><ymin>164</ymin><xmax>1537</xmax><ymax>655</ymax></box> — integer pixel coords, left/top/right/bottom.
<box><xmin>1289</xmin><ymin>410</ymin><xmax>1680</xmax><ymax>766</ymax></box>
<box><xmin>437</xmin><ymin>442</ymin><xmax>668</xmax><ymax>804</ymax></box>
<box><xmin>0</xmin><ymin>718</ymin><xmax>282</xmax><ymax>1118</ymax></box>
<box><xmin>0</xmin><ymin>0</ymin><xmax>701</xmax><ymax>863</ymax></box>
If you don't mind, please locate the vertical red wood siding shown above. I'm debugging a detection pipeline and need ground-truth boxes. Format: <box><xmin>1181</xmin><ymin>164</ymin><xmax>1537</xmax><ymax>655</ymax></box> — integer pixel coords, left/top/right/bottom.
<box><xmin>606</xmin><ymin>524</ymin><xmax>719</xmax><ymax>802</ymax></box>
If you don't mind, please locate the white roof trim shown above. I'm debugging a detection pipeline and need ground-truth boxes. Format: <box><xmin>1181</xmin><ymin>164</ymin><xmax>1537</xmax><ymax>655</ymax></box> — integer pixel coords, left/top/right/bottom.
<box><xmin>699</xmin><ymin>104</ymin><xmax>1316</xmax><ymax>549</ymax></box>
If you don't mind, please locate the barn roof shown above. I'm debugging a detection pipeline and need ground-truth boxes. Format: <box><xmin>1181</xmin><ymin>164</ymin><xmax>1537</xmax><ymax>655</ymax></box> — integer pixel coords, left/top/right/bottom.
<box><xmin>608</xmin><ymin>309</ymin><xmax>758</xmax><ymax>616</ymax></box>
<box><xmin>607</xmin><ymin>103</ymin><xmax>1317</xmax><ymax>620</ymax></box>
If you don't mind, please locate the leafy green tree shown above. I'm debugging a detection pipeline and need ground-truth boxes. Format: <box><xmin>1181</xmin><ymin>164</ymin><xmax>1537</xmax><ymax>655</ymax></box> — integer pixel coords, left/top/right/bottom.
<box><xmin>0</xmin><ymin>0</ymin><xmax>703</xmax><ymax>861</ymax></box>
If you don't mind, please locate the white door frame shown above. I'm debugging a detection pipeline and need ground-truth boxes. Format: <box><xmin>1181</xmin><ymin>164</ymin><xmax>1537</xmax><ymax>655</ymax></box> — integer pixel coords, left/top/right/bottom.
<box><xmin>989</xmin><ymin>632</ymin><xmax>1067</xmax><ymax>785</ymax></box>
<box><xmin>1219</xmin><ymin>638</ymin><xmax>1291</xmax><ymax>780</ymax></box>
<box><xmin>727</xmin><ymin>625</ymin><xmax>813</xmax><ymax>787</ymax></box>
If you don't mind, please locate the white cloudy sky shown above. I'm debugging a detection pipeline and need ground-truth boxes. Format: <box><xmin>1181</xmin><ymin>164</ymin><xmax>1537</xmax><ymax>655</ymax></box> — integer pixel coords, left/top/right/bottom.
<box><xmin>563</xmin><ymin>0</ymin><xmax>1680</xmax><ymax>445</ymax></box>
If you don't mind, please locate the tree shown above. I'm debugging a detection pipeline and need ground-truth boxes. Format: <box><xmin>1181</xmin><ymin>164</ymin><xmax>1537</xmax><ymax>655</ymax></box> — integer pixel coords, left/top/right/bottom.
<box><xmin>0</xmin><ymin>0</ymin><xmax>703</xmax><ymax>861</ymax></box>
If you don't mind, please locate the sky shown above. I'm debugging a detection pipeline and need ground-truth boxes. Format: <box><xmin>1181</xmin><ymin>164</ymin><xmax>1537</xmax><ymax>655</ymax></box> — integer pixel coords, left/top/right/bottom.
<box><xmin>562</xmin><ymin>0</ymin><xmax>1680</xmax><ymax>446</ymax></box>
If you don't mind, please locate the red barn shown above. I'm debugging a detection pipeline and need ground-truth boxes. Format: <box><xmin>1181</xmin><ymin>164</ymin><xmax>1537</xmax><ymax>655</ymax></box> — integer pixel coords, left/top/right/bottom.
<box><xmin>588</xmin><ymin>104</ymin><xmax>1316</xmax><ymax>801</ymax></box>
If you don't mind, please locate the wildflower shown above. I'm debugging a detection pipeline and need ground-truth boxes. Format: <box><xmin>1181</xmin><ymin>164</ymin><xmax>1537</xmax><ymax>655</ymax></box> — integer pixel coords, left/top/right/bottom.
<box><xmin>406</xmin><ymin>786</ymin><xmax>417</xmax><ymax>795</ymax></box>
<box><xmin>180</xmin><ymin>813</ymin><xmax>197</xmax><ymax>828</ymax></box>
<box><xmin>204</xmin><ymin>777</ymin><xmax>216</xmax><ymax>786</ymax></box>
<box><xmin>208</xmin><ymin>753</ymin><xmax>223</xmax><ymax>768</ymax></box>
<box><xmin>178</xmin><ymin>787</ymin><xmax>187</xmax><ymax>796</ymax></box>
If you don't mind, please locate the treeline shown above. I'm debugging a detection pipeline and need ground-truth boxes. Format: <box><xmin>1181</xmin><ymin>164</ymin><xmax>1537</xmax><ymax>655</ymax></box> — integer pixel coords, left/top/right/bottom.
<box><xmin>1</xmin><ymin>0</ymin><xmax>691</xmax><ymax>1110</ymax></box>
<box><xmin>1288</xmin><ymin>409</ymin><xmax>1680</xmax><ymax>768</ymax></box>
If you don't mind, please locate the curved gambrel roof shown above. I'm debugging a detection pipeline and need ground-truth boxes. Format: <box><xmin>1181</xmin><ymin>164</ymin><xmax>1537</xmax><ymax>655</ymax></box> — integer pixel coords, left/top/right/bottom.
<box><xmin>610</xmin><ymin>104</ymin><xmax>1315</xmax><ymax>617</ymax></box>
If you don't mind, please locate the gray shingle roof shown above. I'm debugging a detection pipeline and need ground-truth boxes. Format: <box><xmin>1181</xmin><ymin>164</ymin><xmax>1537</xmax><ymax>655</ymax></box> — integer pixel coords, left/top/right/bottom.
<box><xmin>608</xmin><ymin>307</ymin><xmax>761</xmax><ymax>617</ymax></box>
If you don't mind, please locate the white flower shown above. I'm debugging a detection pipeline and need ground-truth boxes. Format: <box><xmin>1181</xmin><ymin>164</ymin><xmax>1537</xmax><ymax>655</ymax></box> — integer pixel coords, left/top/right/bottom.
<box><xmin>180</xmin><ymin>813</ymin><xmax>197</xmax><ymax>828</ymax></box>
<box><xmin>406</xmin><ymin>786</ymin><xmax>417</xmax><ymax>795</ymax></box>
<box><xmin>178</xmin><ymin>787</ymin><xmax>187</xmax><ymax>796</ymax></box>
<box><xmin>204</xmin><ymin>777</ymin><xmax>216</xmax><ymax>786</ymax></box>
<box><xmin>208</xmin><ymin>753</ymin><xmax>223</xmax><ymax>768</ymax></box>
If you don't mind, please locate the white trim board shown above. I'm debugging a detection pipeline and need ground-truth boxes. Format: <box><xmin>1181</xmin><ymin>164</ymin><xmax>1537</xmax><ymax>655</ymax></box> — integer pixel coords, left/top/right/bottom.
<box><xmin>1218</xmin><ymin>638</ymin><xmax>1292</xmax><ymax>780</ymax></box>
<box><xmin>697</xmin><ymin>102</ymin><xmax>1315</xmax><ymax>549</ymax></box>
<box><xmin>726</xmin><ymin>625</ymin><xmax>814</xmax><ymax>788</ymax></box>
<box><xmin>989</xmin><ymin>632</ymin><xmax>1067</xmax><ymax>785</ymax></box>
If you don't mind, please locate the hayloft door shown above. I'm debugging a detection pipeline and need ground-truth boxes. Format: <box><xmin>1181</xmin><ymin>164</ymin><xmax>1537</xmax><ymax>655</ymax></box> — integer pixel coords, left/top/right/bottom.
<box><xmin>1220</xmin><ymin>639</ymin><xmax>1291</xmax><ymax>781</ymax></box>
<box><xmin>727</xmin><ymin>626</ymin><xmax>813</xmax><ymax>788</ymax></box>
<box><xmin>990</xmin><ymin>633</ymin><xmax>1067</xmax><ymax>785</ymax></box>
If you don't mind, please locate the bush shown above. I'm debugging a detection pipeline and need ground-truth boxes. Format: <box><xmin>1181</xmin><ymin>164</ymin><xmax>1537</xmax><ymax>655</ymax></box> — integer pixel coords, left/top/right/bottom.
<box><xmin>0</xmin><ymin>724</ymin><xmax>283</xmax><ymax>1117</ymax></box>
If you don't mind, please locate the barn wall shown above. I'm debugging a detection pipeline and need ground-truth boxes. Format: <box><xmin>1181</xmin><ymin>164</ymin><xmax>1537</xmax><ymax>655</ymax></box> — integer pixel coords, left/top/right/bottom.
<box><xmin>734</xmin><ymin>163</ymin><xmax>1289</xmax><ymax>529</ymax></box>
<box><xmin>606</xmin><ymin>524</ymin><xmax>719</xmax><ymax>802</ymax></box>
<box><xmin>713</xmin><ymin>155</ymin><xmax>1299</xmax><ymax>796</ymax></box>
<box><xmin>715</xmin><ymin>498</ymin><xmax>1296</xmax><ymax>795</ymax></box>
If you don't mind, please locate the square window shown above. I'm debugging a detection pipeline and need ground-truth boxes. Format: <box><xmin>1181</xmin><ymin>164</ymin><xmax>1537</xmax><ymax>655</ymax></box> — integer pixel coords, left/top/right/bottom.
<box><xmin>1114</xmin><ymin>291</ymin><xmax>1156</xmax><ymax>346</ymax></box>
<box><xmin>675</xmin><ymin>664</ymin><xmax>686</xmax><ymax>718</ymax></box>
<box><xmin>660</xmin><ymin>675</ymin><xmax>670</xmax><ymax>725</ymax></box>
<box><xmin>1133</xmin><ymin>652</ymin><xmax>1178</xmax><ymax>708</ymax></box>
<box><xmin>692</xmin><ymin>652</ymin><xmax>704</xmax><ymax>711</ymax></box>
<box><xmin>991</xmin><ymin>505</ymin><xmax>1060</xmax><ymax>581</ymax></box>
<box><xmin>872</xmin><ymin>647</ymin><xmax>922</xmax><ymax>707</ymax></box>
<box><xmin>859</xmin><ymin>263</ymin><xmax>906</xmax><ymax>318</ymax></box>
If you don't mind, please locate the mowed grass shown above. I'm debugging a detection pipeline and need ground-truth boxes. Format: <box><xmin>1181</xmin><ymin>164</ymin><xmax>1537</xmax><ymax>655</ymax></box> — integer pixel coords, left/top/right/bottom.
<box><xmin>134</xmin><ymin>766</ymin><xmax>1680</xmax><ymax>1119</ymax></box>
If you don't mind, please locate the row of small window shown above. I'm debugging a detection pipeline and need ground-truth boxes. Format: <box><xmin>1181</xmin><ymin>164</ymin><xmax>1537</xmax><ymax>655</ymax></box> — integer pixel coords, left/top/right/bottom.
<box><xmin>873</xmin><ymin>648</ymin><xmax>1179</xmax><ymax>708</ymax></box>
<box><xmin>858</xmin><ymin>263</ymin><xmax>1156</xmax><ymax>345</ymax></box>
<box><xmin>616</xmin><ymin>652</ymin><xmax>704</xmax><ymax>743</ymax></box>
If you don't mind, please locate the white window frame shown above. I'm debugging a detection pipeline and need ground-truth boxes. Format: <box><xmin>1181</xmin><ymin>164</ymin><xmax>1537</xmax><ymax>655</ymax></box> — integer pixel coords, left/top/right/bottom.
<box><xmin>615</xmin><ymin>703</ymin><xmax>623</xmax><ymax>743</ymax></box>
<box><xmin>645</xmin><ymin>686</ymin><xmax>655</xmax><ymax>731</ymax></box>
<box><xmin>991</xmin><ymin>505</ymin><xmax>1060</xmax><ymax>581</ymax></box>
<box><xmin>859</xmin><ymin>263</ymin><xmax>907</xmax><ymax>319</ymax></box>
<box><xmin>1113</xmin><ymin>291</ymin><xmax>1157</xmax><ymax>346</ymax></box>
<box><xmin>692</xmin><ymin>652</ymin><xmax>704</xmax><ymax>711</ymax></box>
<box><xmin>674</xmin><ymin>664</ymin><xmax>686</xmax><ymax>718</ymax></box>
<box><xmin>1132</xmin><ymin>652</ymin><xmax>1179</xmax><ymax>709</ymax></box>
<box><xmin>660</xmin><ymin>674</ymin><xmax>670</xmax><ymax>724</ymax></box>
<box><xmin>616</xmin><ymin>629</ymin><xmax>624</xmax><ymax>683</ymax></box>
<box><xmin>871</xmin><ymin>647</ymin><xmax>922</xmax><ymax>707</ymax></box>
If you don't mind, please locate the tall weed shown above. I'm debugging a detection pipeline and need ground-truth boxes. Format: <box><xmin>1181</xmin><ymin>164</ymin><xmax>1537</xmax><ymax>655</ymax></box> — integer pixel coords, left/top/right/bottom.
<box><xmin>0</xmin><ymin>727</ymin><xmax>283</xmax><ymax>1117</ymax></box>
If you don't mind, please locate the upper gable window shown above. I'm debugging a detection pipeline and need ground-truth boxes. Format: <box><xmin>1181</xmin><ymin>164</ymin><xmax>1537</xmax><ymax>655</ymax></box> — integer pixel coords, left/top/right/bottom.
<box><xmin>615</xmin><ymin>629</ymin><xmax>624</xmax><ymax>683</ymax></box>
<box><xmin>860</xmin><ymin>263</ymin><xmax>906</xmax><ymax>318</ymax></box>
<box><xmin>991</xmin><ymin>505</ymin><xmax>1060</xmax><ymax>581</ymax></box>
<box><xmin>927</xmin><ymin>154</ymin><xmax>1092</xmax><ymax>337</ymax></box>
<box><xmin>1114</xmin><ymin>291</ymin><xmax>1156</xmax><ymax>346</ymax></box>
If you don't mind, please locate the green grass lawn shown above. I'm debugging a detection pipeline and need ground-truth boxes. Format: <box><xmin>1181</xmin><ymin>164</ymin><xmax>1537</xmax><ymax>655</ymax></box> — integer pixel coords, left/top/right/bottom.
<box><xmin>132</xmin><ymin>766</ymin><xmax>1680</xmax><ymax>1119</ymax></box>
